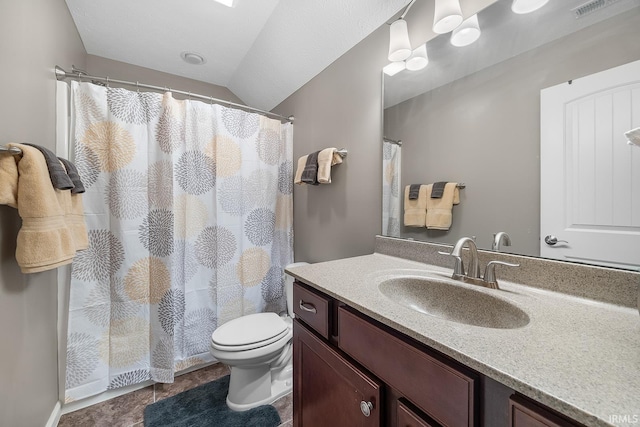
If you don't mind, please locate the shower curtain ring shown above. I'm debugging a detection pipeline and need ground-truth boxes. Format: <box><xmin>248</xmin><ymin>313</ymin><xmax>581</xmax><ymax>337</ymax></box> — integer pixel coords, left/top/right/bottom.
<box><xmin>106</xmin><ymin>76</ymin><xmax>110</xmax><ymax>87</ymax></box>
<box><xmin>136</xmin><ymin>81</ymin><xmax>140</xmax><ymax>92</ymax></box>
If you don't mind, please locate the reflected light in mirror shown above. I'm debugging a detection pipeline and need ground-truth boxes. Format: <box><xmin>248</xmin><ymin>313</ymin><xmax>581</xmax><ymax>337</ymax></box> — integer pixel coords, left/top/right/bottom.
<box><xmin>450</xmin><ymin>14</ymin><xmax>481</xmax><ymax>47</ymax></box>
<box><xmin>389</xmin><ymin>19</ymin><xmax>412</xmax><ymax>61</ymax></box>
<box><xmin>406</xmin><ymin>44</ymin><xmax>429</xmax><ymax>71</ymax></box>
<box><xmin>384</xmin><ymin>61</ymin><xmax>407</xmax><ymax>76</ymax></box>
<box><xmin>433</xmin><ymin>0</ymin><xmax>464</xmax><ymax>34</ymax></box>
<box><xmin>511</xmin><ymin>0</ymin><xmax>550</xmax><ymax>14</ymax></box>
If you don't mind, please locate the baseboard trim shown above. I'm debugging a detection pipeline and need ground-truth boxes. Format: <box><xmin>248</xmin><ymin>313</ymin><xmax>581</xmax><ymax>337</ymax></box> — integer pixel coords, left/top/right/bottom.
<box><xmin>45</xmin><ymin>401</ymin><xmax>62</xmax><ymax>427</ymax></box>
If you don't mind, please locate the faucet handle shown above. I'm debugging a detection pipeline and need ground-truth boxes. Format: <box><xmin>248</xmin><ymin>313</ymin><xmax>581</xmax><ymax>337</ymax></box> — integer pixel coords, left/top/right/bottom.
<box><xmin>483</xmin><ymin>260</ymin><xmax>520</xmax><ymax>288</ymax></box>
<box><xmin>438</xmin><ymin>251</ymin><xmax>465</xmax><ymax>276</ymax></box>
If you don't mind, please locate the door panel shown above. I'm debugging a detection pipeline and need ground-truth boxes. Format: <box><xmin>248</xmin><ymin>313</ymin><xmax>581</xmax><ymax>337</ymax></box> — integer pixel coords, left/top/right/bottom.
<box><xmin>540</xmin><ymin>59</ymin><xmax>640</xmax><ymax>269</ymax></box>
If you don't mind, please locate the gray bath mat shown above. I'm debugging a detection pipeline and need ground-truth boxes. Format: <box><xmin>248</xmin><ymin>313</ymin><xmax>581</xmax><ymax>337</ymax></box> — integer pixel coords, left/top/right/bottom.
<box><xmin>143</xmin><ymin>375</ymin><xmax>281</xmax><ymax>427</ymax></box>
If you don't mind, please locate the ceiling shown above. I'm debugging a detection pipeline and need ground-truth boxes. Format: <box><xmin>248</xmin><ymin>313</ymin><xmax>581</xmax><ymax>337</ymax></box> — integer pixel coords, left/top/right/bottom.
<box><xmin>65</xmin><ymin>0</ymin><xmax>410</xmax><ymax>111</ymax></box>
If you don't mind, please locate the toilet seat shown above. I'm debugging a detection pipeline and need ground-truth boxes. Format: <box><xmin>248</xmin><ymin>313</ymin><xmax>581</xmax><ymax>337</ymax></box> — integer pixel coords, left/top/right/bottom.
<box><xmin>211</xmin><ymin>312</ymin><xmax>290</xmax><ymax>352</ymax></box>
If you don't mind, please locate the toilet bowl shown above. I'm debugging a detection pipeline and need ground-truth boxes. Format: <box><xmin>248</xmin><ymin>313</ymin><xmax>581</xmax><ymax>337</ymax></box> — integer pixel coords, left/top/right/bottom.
<box><xmin>210</xmin><ymin>262</ymin><xmax>308</xmax><ymax>411</ymax></box>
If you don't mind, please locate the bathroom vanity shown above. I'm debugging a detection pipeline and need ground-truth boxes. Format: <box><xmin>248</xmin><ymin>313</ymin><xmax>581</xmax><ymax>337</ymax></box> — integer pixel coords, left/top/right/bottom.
<box><xmin>287</xmin><ymin>237</ymin><xmax>640</xmax><ymax>427</ymax></box>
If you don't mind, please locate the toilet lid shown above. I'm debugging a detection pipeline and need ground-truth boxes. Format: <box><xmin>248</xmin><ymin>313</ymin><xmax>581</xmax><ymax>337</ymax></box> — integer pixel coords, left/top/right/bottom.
<box><xmin>211</xmin><ymin>312</ymin><xmax>288</xmax><ymax>348</ymax></box>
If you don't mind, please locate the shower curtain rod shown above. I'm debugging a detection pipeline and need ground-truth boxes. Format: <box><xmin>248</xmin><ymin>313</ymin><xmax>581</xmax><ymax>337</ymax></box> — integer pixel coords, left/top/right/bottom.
<box><xmin>54</xmin><ymin>66</ymin><xmax>295</xmax><ymax>123</ymax></box>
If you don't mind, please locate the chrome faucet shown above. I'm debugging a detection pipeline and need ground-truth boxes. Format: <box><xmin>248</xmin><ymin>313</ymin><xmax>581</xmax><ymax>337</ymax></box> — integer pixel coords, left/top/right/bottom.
<box><xmin>440</xmin><ymin>236</ymin><xmax>519</xmax><ymax>290</ymax></box>
<box><xmin>492</xmin><ymin>232</ymin><xmax>512</xmax><ymax>252</ymax></box>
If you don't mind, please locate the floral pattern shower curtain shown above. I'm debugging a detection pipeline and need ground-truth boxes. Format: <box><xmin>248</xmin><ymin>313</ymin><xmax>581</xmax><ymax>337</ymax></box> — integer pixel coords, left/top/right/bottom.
<box><xmin>382</xmin><ymin>141</ymin><xmax>401</xmax><ymax>237</ymax></box>
<box><xmin>65</xmin><ymin>81</ymin><xmax>293</xmax><ymax>401</ymax></box>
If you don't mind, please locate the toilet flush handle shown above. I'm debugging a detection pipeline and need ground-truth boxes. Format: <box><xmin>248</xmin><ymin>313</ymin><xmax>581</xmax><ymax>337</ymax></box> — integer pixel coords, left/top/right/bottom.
<box><xmin>299</xmin><ymin>300</ymin><xmax>317</xmax><ymax>314</ymax></box>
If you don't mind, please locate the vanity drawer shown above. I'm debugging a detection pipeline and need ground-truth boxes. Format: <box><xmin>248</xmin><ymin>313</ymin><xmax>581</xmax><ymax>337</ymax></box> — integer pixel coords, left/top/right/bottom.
<box><xmin>293</xmin><ymin>281</ymin><xmax>331</xmax><ymax>340</ymax></box>
<box><xmin>398</xmin><ymin>400</ymin><xmax>438</xmax><ymax>427</ymax></box>
<box><xmin>509</xmin><ymin>395</ymin><xmax>579</xmax><ymax>427</ymax></box>
<box><xmin>338</xmin><ymin>307</ymin><xmax>477</xmax><ymax>427</ymax></box>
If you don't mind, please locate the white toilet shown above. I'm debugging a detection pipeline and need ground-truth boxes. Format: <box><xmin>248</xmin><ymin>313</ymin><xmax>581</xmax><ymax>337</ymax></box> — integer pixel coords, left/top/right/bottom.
<box><xmin>210</xmin><ymin>262</ymin><xmax>308</xmax><ymax>411</ymax></box>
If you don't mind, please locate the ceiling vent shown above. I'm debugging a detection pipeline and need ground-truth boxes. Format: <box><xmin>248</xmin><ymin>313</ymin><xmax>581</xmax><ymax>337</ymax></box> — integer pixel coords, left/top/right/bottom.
<box><xmin>572</xmin><ymin>0</ymin><xmax>620</xmax><ymax>18</ymax></box>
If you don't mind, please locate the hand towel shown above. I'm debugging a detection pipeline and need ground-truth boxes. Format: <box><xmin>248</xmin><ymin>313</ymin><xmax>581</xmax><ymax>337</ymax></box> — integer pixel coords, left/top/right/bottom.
<box><xmin>301</xmin><ymin>151</ymin><xmax>320</xmax><ymax>185</ymax></box>
<box><xmin>430</xmin><ymin>181</ymin><xmax>447</xmax><ymax>198</ymax></box>
<box><xmin>426</xmin><ymin>182</ymin><xmax>458</xmax><ymax>230</ymax></box>
<box><xmin>9</xmin><ymin>143</ymin><xmax>76</xmax><ymax>273</ymax></box>
<box><xmin>0</xmin><ymin>153</ymin><xmax>18</xmax><ymax>208</ymax></box>
<box><xmin>408</xmin><ymin>184</ymin><xmax>421</xmax><ymax>200</ymax></box>
<box><xmin>317</xmin><ymin>147</ymin><xmax>343</xmax><ymax>184</ymax></box>
<box><xmin>404</xmin><ymin>184</ymin><xmax>427</xmax><ymax>227</ymax></box>
<box><xmin>24</xmin><ymin>143</ymin><xmax>75</xmax><ymax>191</ymax></box>
<box><xmin>57</xmin><ymin>157</ymin><xmax>86</xmax><ymax>194</ymax></box>
<box><xmin>59</xmin><ymin>160</ymin><xmax>89</xmax><ymax>250</ymax></box>
<box><xmin>294</xmin><ymin>155</ymin><xmax>308</xmax><ymax>185</ymax></box>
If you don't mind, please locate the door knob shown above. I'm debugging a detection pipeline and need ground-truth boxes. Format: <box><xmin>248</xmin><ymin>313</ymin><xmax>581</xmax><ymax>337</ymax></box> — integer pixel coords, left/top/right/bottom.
<box><xmin>360</xmin><ymin>400</ymin><xmax>374</xmax><ymax>417</ymax></box>
<box><xmin>544</xmin><ymin>235</ymin><xmax>568</xmax><ymax>246</ymax></box>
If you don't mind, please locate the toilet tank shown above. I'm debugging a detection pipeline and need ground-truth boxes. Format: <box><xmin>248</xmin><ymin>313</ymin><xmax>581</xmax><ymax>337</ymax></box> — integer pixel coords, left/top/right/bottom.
<box><xmin>285</xmin><ymin>262</ymin><xmax>308</xmax><ymax>318</ymax></box>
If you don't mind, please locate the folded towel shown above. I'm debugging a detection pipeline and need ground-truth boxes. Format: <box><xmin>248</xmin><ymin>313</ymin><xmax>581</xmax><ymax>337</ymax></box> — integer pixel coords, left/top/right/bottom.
<box><xmin>430</xmin><ymin>181</ymin><xmax>447</xmax><ymax>198</ymax></box>
<box><xmin>625</xmin><ymin>127</ymin><xmax>640</xmax><ymax>147</ymax></box>
<box><xmin>0</xmin><ymin>153</ymin><xmax>18</xmax><ymax>208</ymax></box>
<box><xmin>301</xmin><ymin>151</ymin><xmax>320</xmax><ymax>185</ymax></box>
<box><xmin>294</xmin><ymin>155</ymin><xmax>308</xmax><ymax>185</ymax></box>
<box><xmin>59</xmin><ymin>160</ymin><xmax>89</xmax><ymax>250</ymax></box>
<box><xmin>9</xmin><ymin>143</ymin><xmax>76</xmax><ymax>273</ymax></box>
<box><xmin>408</xmin><ymin>184</ymin><xmax>421</xmax><ymax>200</ymax></box>
<box><xmin>426</xmin><ymin>182</ymin><xmax>458</xmax><ymax>230</ymax></box>
<box><xmin>24</xmin><ymin>143</ymin><xmax>75</xmax><ymax>191</ymax></box>
<box><xmin>404</xmin><ymin>184</ymin><xmax>427</xmax><ymax>227</ymax></box>
<box><xmin>58</xmin><ymin>157</ymin><xmax>86</xmax><ymax>194</ymax></box>
<box><xmin>317</xmin><ymin>147</ymin><xmax>343</xmax><ymax>184</ymax></box>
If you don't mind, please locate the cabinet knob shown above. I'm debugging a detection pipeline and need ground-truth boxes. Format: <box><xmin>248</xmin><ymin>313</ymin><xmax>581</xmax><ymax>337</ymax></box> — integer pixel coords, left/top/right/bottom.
<box><xmin>360</xmin><ymin>400</ymin><xmax>374</xmax><ymax>417</ymax></box>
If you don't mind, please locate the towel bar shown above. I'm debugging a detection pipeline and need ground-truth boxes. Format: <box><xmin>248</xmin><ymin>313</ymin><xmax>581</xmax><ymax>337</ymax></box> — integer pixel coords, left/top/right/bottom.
<box><xmin>0</xmin><ymin>145</ymin><xmax>22</xmax><ymax>155</ymax></box>
<box><xmin>457</xmin><ymin>183</ymin><xmax>465</xmax><ymax>189</ymax></box>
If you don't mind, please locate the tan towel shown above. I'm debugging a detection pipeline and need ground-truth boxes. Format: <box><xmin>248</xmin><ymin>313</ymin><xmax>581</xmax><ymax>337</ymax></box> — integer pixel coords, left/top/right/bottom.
<box><xmin>59</xmin><ymin>160</ymin><xmax>89</xmax><ymax>250</ymax></box>
<box><xmin>0</xmin><ymin>153</ymin><xmax>18</xmax><ymax>208</ymax></box>
<box><xmin>403</xmin><ymin>184</ymin><xmax>427</xmax><ymax>227</ymax></box>
<box><xmin>426</xmin><ymin>182</ymin><xmax>459</xmax><ymax>230</ymax></box>
<box><xmin>317</xmin><ymin>147</ymin><xmax>343</xmax><ymax>184</ymax></box>
<box><xmin>294</xmin><ymin>155</ymin><xmax>308</xmax><ymax>185</ymax></box>
<box><xmin>9</xmin><ymin>143</ymin><xmax>76</xmax><ymax>273</ymax></box>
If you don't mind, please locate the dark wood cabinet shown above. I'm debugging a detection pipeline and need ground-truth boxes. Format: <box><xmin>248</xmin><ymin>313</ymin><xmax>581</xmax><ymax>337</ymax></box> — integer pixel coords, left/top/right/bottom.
<box><xmin>293</xmin><ymin>320</ymin><xmax>382</xmax><ymax>427</ymax></box>
<box><xmin>292</xmin><ymin>281</ymin><xmax>583</xmax><ymax>427</ymax></box>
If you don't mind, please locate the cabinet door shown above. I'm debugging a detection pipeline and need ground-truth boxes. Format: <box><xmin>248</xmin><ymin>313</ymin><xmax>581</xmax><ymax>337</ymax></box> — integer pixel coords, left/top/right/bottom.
<box><xmin>294</xmin><ymin>320</ymin><xmax>382</xmax><ymax>427</ymax></box>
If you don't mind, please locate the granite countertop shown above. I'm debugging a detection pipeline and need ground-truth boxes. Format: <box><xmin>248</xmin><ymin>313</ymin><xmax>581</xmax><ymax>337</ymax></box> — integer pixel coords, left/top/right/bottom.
<box><xmin>286</xmin><ymin>253</ymin><xmax>640</xmax><ymax>427</ymax></box>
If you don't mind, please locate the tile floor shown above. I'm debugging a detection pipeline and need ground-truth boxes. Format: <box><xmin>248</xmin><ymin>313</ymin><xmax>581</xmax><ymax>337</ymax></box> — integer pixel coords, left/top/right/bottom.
<box><xmin>58</xmin><ymin>363</ymin><xmax>293</xmax><ymax>427</ymax></box>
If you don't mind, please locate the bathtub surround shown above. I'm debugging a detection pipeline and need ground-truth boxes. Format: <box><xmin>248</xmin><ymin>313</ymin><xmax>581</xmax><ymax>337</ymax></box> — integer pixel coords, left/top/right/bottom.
<box><xmin>65</xmin><ymin>81</ymin><xmax>293</xmax><ymax>401</ymax></box>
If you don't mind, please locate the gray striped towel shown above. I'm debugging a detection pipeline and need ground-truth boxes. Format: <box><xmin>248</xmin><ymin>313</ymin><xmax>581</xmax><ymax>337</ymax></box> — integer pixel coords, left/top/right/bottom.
<box><xmin>25</xmin><ymin>144</ymin><xmax>74</xmax><ymax>190</ymax></box>
<box><xmin>301</xmin><ymin>151</ymin><xmax>320</xmax><ymax>185</ymax></box>
<box><xmin>408</xmin><ymin>184</ymin><xmax>421</xmax><ymax>200</ymax></box>
<box><xmin>431</xmin><ymin>181</ymin><xmax>447</xmax><ymax>198</ymax></box>
<box><xmin>58</xmin><ymin>157</ymin><xmax>86</xmax><ymax>194</ymax></box>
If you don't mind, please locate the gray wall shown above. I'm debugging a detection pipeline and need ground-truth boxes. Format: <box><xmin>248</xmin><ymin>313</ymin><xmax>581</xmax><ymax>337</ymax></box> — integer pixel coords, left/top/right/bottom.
<box><xmin>274</xmin><ymin>27</ymin><xmax>389</xmax><ymax>263</ymax></box>
<box><xmin>0</xmin><ymin>0</ymin><xmax>86</xmax><ymax>426</ymax></box>
<box><xmin>85</xmin><ymin>55</ymin><xmax>244</xmax><ymax>104</ymax></box>
<box><xmin>384</xmin><ymin>10</ymin><xmax>640</xmax><ymax>256</ymax></box>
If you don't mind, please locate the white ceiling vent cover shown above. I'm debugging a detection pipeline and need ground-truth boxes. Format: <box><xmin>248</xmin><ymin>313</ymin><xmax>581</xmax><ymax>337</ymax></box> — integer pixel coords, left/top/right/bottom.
<box><xmin>572</xmin><ymin>0</ymin><xmax>620</xmax><ymax>18</ymax></box>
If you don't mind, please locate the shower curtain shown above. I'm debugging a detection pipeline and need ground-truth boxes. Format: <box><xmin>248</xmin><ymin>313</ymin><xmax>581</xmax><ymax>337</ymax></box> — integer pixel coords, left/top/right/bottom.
<box><xmin>64</xmin><ymin>81</ymin><xmax>293</xmax><ymax>401</ymax></box>
<box><xmin>382</xmin><ymin>140</ymin><xmax>401</xmax><ymax>237</ymax></box>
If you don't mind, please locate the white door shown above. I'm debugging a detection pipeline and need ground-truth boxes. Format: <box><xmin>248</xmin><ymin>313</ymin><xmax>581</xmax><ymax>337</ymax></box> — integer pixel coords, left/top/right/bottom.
<box><xmin>540</xmin><ymin>60</ymin><xmax>640</xmax><ymax>270</ymax></box>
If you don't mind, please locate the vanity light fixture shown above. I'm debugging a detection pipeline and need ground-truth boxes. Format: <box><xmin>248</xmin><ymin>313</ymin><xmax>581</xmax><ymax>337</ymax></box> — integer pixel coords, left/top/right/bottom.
<box><xmin>511</xmin><ymin>0</ymin><xmax>549</xmax><ymax>14</ymax></box>
<box><xmin>383</xmin><ymin>61</ymin><xmax>407</xmax><ymax>76</ymax></box>
<box><xmin>405</xmin><ymin>44</ymin><xmax>428</xmax><ymax>71</ymax></box>
<box><xmin>388</xmin><ymin>19</ymin><xmax>412</xmax><ymax>61</ymax></box>
<box><xmin>450</xmin><ymin>14</ymin><xmax>481</xmax><ymax>47</ymax></box>
<box><xmin>433</xmin><ymin>0</ymin><xmax>464</xmax><ymax>34</ymax></box>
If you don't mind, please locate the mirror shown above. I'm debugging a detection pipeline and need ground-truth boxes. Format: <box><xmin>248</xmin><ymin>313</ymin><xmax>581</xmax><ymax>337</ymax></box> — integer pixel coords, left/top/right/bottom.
<box><xmin>382</xmin><ymin>0</ymin><xmax>640</xmax><ymax>265</ymax></box>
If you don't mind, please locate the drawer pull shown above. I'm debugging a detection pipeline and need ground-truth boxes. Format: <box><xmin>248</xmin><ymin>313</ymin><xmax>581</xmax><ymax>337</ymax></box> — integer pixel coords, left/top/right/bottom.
<box><xmin>360</xmin><ymin>400</ymin><xmax>374</xmax><ymax>417</ymax></box>
<box><xmin>299</xmin><ymin>300</ymin><xmax>317</xmax><ymax>314</ymax></box>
